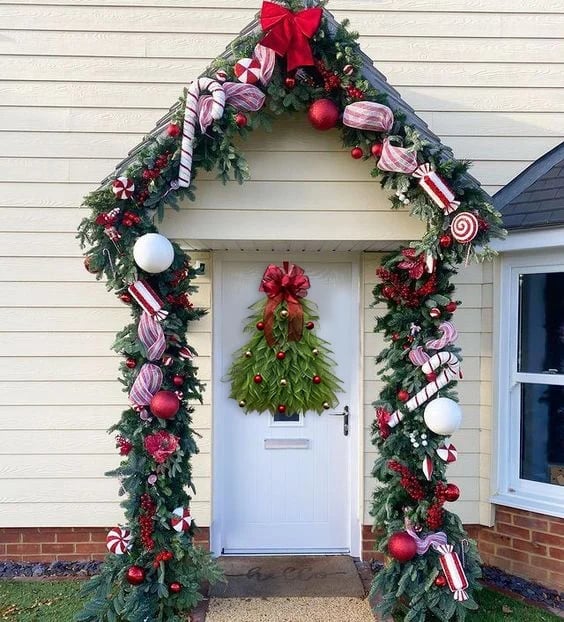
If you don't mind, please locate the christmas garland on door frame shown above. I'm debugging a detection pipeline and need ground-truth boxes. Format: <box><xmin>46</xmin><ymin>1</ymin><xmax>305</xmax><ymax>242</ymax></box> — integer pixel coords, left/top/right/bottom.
<box><xmin>76</xmin><ymin>1</ymin><xmax>505</xmax><ymax>620</ymax></box>
<box><xmin>228</xmin><ymin>261</ymin><xmax>343</xmax><ymax>415</ymax></box>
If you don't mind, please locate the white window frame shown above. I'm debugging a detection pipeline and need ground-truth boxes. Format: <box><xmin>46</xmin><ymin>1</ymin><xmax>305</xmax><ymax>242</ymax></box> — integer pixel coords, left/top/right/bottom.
<box><xmin>493</xmin><ymin>248</ymin><xmax>564</xmax><ymax>518</ymax></box>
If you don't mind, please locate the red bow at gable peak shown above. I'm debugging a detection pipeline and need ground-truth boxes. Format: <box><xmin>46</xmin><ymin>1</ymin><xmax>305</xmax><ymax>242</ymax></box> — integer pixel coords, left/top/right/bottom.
<box><xmin>260</xmin><ymin>1</ymin><xmax>322</xmax><ymax>71</ymax></box>
<box><xmin>260</xmin><ymin>261</ymin><xmax>310</xmax><ymax>347</ymax></box>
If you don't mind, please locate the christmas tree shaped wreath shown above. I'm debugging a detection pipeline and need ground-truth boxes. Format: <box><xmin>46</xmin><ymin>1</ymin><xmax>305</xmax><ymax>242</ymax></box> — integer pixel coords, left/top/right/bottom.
<box><xmin>228</xmin><ymin>261</ymin><xmax>342</xmax><ymax>415</ymax></box>
<box><xmin>76</xmin><ymin>1</ymin><xmax>505</xmax><ymax>620</ymax></box>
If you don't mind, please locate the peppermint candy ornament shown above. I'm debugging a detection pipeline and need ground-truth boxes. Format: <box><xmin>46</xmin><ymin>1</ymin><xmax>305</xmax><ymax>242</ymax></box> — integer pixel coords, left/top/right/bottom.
<box><xmin>437</xmin><ymin>443</ymin><xmax>458</xmax><ymax>463</ymax></box>
<box><xmin>234</xmin><ymin>58</ymin><xmax>261</xmax><ymax>84</ymax></box>
<box><xmin>112</xmin><ymin>177</ymin><xmax>135</xmax><ymax>200</ymax></box>
<box><xmin>215</xmin><ymin>69</ymin><xmax>228</xmax><ymax>82</ymax></box>
<box><xmin>106</xmin><ymin>527</ymin><xmax>132</xmax><ymax>555</ymax></box>
<box><xmin>170</xmin><ymin>506</ymin><xmax>191</xmax><ymax>532</ymax></box>
<box><xmin>450</xmin><ymin>212</ymin><xmax>479</xmax><ymax>244</ymax></box>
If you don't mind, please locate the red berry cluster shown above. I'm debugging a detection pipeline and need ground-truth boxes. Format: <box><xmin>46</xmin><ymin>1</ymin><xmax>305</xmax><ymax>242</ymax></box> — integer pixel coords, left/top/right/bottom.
<box><xmin>477</xmin><ymin>214</ymin><xmax>490</xmax><ymax>232</ymax></box>
<box><xmin>155</xmin><ymin>152</ymin><xmax>171</xmax><ymax>170</ymax></box>
<box><xmin>137</xmin><ymin>189</ymin><xmax>150</xmax><ymax>205</ymax></box>
<box><xmin>169</xmin><ymin>268</ymin><xmax>189</xmax><ymax>287</ymax></box>
<box><xmin>153</xmin><ymin>550</ymin><xmax>174</xmax><ymax>568</ymax></box>
<box><xmin>314</xmin><ymin>59</ymin><xmax>341</xmax><ymax>91</ymax></box>
<box><xmin>426</xmin><ymin>503</ymin><xmax>444</xmax><ymax>530</ymax></box>
<box><xmin>166</xmin><ymin>293</ymin><xmax>193</xmax><ymax>308</ymax></box>
<box><xmin>139</xmin><ymin>493</ymin><xmax>157</xmax><ymax>550</ymax></box>
<box><xmin>434</xmin><ymin>481</ymin><xmax>448</xmax><ymax>503</ymax></box>
<box><xmin>116</xmin><ymin>435</ymin><xmax>133</xmax><ymax>456</ymax></box>
<box><xmin>346</xmin><ymin>84</ymin><xmax>364</xmax><ymax>100</ymax></box>
<box><xmin>377</xmin><ymin>268</ymin><xmax>437</xmax><ymax>308</ymax></box>
<box><xmin>388</xmin><ymin>460</ymin><xmax>426</xmax><ymax>501</ymax></box>
<box><xmin>122</xmin><ymin>211</ymin><xmax>141</xmax><ymax>227</ymax></box>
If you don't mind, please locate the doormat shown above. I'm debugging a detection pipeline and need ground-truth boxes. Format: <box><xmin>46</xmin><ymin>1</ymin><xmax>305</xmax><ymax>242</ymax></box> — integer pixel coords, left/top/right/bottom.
<box><xmin>210</xmin><ymin>556</ymin><xmax>365</xmax><ymax>598</ymax></box>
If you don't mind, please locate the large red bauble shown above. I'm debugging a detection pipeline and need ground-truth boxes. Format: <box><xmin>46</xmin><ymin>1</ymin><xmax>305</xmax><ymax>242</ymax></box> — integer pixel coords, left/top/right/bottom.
<box><xmin>388</xmin><ymin>532</ymin><xmax>417</xmax><ymax>563</ymax></box>
<box><xmin>150</xmin><ymin>390</ymin><xmax>180</xmax><ymax>420</ymax></box>
<box><xmin>308</xmin><ymin>99</ymin><xmax>340</xmax><ymax>131</ymax></box>
<box><xmin>444</xmin><ymin>483</ymin><xmax>460</xmax><ymax>502</ymax></box>
<box><xmin>169</xmin><ymin>582</ymin><xmax>182</xmax><ymax>594</ymax></box>
<box><xmin>253</xmin><ymin>374</ymin><xmax>263</xmax><ymax>384</ymax></box>
<box><xmin>126</xmin><ymin>565</ymin><xmax>145</xmax><ymax>585</ymax></box>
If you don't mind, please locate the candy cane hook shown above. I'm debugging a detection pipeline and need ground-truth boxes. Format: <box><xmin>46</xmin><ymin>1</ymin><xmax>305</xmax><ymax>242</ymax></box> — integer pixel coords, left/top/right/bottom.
<box><xmin>389</xmin><ymin>351</ymin><xmax>461</xmax><ymax>428</ymax></box>
<box><xmin>178</xmin><ymin>77</ymin><xmax>225</xmax><ymax>188</ymax></box>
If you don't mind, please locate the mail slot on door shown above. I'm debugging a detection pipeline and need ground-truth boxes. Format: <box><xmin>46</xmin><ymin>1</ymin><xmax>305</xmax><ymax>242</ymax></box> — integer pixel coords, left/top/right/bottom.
<box><xmin>264</xmin><ymin>439</ymin><xmax>310</xmax><ymax>450</ymax></box>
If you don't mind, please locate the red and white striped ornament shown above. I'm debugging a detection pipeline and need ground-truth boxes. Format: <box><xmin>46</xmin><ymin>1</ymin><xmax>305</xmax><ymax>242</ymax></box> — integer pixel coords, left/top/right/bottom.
<box><xmin>112</xmin><ymin>177</ymin><xmax>135</xmax><ymax>200</ymax></box>
<box><xmin>412</xmin><ymin>164</ymin><xmax>460</xmax><ymax>215</ymax></box>
<box><xmin>450</xmin><ymin>212</ymin><xmax>479</xmax><ymax>244</ymax></box>
<box><xmin>433</xmin><ymin>543</ymin><xmax>469</xmax><ymax>602</ymax></box>
<box><xmin>106</xmin><ymin>527</ymin><xmax>132</xmax><ymax>555</ymax></box>
<box><xmin>343</xmin><ymin>64</ymin><xmax>355</xmax><ymax>76</ymax></box>
<box><xmin>234</xmin><ymin>57</ymin><xmax>261</xmax><ymax>84</ymax></box>
<box><xmin>170</xmin><ymin>507</ymin><xmax>191</xmax><ymax>532</ymax></box>
<box><xmin>128</xmin><ymin>280</ymin><xmax>168</xmax><ymax>321</ymax></box>
<box><xmin>437</xmin><ymin>443</ymin><xmax>458</xmax><ymax>463</ymax></box>
<box><xmin>215</xmin><ymin>69</ymin><xmax>228</xmax><ymax>82</ymax></box>
<box><xmin>422</xmin><ymin>456</ymin><xmax>434</xmax><ymax>481</ymax></box>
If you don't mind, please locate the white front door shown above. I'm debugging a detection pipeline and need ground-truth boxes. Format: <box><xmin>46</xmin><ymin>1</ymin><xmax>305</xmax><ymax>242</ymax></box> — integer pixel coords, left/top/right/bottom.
<box><xmin>213</xmin><ymin>254</ymin><xmax>360</xmax><ymax>555</ymax></box>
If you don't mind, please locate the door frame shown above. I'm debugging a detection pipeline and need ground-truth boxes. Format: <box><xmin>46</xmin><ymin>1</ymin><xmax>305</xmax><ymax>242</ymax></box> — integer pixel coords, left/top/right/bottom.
<box><xmin>210</xmin><ymin>251</ymin><xmax>363</xmax><ymax>557</ymax></box>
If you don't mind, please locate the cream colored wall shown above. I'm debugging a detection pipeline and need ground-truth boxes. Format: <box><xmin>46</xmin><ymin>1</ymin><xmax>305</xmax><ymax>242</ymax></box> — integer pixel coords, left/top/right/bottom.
<box><xmin>1</xmin><ymin>0</ymin><xmax>561</xmax><ymax>528</ymax></box>
<box><xmin>362</xmin><ymin>254</ymin><xmax>494</xmax><ymax>526</ymax></box>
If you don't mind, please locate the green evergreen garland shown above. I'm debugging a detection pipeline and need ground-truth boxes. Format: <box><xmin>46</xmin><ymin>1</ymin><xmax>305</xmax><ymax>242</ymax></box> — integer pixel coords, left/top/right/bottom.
<box><xmin>75</xmin><ymin>2</ymin><xmax>505</xmax><ymax>619</ymax></box>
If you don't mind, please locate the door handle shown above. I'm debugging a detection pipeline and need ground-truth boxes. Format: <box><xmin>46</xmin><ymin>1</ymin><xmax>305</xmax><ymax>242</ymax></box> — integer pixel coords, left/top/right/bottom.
<box><xmin>327</xmin><ymin>405</ymin><xmax>349</xmax><ymax>436</ymax></box>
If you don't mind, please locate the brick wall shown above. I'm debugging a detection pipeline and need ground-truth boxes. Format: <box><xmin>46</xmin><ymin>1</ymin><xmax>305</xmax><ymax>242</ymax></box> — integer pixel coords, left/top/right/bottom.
<box><xmin>362</xmin><ymin>505</ymin><xmax>564</xmax><ymax>592</ymax></box>
<box><xmin>0</xmin><ymin>527</ymin><xmax>210</xmax><ymax>563</ymax></box>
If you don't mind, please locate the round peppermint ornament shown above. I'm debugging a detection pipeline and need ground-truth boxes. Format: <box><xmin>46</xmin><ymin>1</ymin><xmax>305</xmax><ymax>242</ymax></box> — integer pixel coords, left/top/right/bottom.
<box><xmin>234</xmin><ymin>58</ymin><xmax>261</xmax><ymax>84</ymax></box>
<box><xmin>450</xmin><ymin>212</ymin><xmax>479</xmax><ymax>244</ymax></box>
<box><xmin>112</xmin><ymin>177</ymin><xmax>135</xmax><ymax>200</ymax></box>
<box><xmin>171</xmin><ymin>507</ymin><xmax>192</xmax><ymax>532</ymax></box>
<box><xmin>133</xmin><ymin>233</ymin><xmax>174</xmax><ymax>274</ymax></box>
<box><xmin>106</xmin><ymin>527</ymin><xmax>132</xmax><ymax>555</ymax></box>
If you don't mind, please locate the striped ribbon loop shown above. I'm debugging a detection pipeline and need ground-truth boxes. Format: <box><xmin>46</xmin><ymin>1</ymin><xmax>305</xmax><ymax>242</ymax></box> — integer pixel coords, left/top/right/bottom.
<box><xmin>405</xmin><ymin>522</ymin><xmax>448</xmax><ymax>555</ymax></box>
<box><xmin>129</xmin><ymin>363</ymin><xmax>163</xmax><ymax>408</ymax></box>
<box><xmin>377</xmin><ymin>138</ymin><xmax>418</xmax><ymax>174</ymax></box>
<box><xmin>342</xmin><ymin>101</ymin><xmax>394</xmax><ymax>133</ymax></box>
<box><xmin>138</xmin><ymin>311</ymin><xmax>166</xmax><ymax>361</ymax></box>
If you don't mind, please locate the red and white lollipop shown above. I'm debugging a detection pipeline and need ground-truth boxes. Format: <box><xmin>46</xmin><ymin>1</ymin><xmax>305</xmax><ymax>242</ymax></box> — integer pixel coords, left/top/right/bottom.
<box><xmin>106</xmin><ymin>527</ymin><xmax>132</xmax><ymax>555</ymax></box>
<box><xmin>112</xmin><ymin>177</ymin><xmax>135</xmax><ymax>200</ymax></box>
<box><xmin>437</xmin><ymin>443</ymin><xmax>458</xmax><ymax>463</ymax></box>
<box><xmin>171</xmin><ymin>507</ymin><xmax>191</xmax><ymax>532</ymax></box>
<box><xmin>234</xmin><ymin>58</ymin><xmax>261</xmax><ymax>84</ymax></box>
<box><xmin>450</xmin><ymin>212</ymin><xmax>479</xmax><ymax>244</ymax></box>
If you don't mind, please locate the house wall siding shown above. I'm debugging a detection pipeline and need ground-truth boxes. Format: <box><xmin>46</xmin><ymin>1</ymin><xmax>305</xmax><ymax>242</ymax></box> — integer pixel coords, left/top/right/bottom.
<box><xmin>1</xmin><ymin>0</ymin><xmax>563</xmax><ymax>537</ymax></box>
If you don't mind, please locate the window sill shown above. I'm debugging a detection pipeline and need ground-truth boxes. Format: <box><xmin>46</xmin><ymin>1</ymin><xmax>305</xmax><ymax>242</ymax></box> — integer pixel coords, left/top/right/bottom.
<box><xmin>491</xmin><ymin>492</ymin><xmax>564</xmax><ymax>519</ymax></box>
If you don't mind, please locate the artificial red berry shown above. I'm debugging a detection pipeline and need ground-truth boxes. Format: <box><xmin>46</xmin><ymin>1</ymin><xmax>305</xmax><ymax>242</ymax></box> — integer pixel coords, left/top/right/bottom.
<box><xmin>391</xmin><ymin>332</ymin><xmax>401</xmax><ymax>342</ymax></box>
<box><xmin>426</xmin><ymin>372</ymin><xmax>437</xmax><ymax>382</ymax></box>
<box><xmin>172</xmin><ymin>375</ymin><xmax>184</xmax><ymax>387</ymax></box>
<box><xmin>284</xmin><ymin>77</ymin><xmax>296</xmax><ymax>89</ymax></box>
<box><xmin>435</xmin><ymin>575</ymin><xmax>447</xmax><ymax>588</ymax></box>
<box><xmin>277</xmin><ymin>404</ymin><xmax>287</xmax><ymax>414</ymax></box>
<box><xmin>169</xmin><ymin>582</ymin><xmax>182</xmax><ymax>594</ymax></box>
<box><xmin>439</xmin><ymin>234</ymin><xmax>453</xmax><ymax>248</ymax></box>
<box><xmin>119</xmin><ymin>293</ymin><xmax>132</xmax><ymax>304</ymax></box>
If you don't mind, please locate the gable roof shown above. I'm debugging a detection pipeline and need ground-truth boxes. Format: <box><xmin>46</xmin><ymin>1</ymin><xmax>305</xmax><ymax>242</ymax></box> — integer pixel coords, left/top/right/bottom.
<box><xmin>493</xmin><ymin>141</ymin><xmax>564</xmax><ymax>231</ymax></box>
<box><xmin>102</xmin><ymin>8</ymin><xmax>456</xmax><ymax>186</ymax></box>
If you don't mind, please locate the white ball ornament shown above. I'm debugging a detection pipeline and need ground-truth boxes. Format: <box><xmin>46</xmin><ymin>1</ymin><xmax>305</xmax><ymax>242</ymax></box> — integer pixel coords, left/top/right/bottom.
<box><xmin>423</xmin><ymin>397</ymin><xmax>462</xmax><ymax>436</ymax></box>
<box><xmin>133</xmin><ymin>233</ymin><xmax>174</xmax><ymax>274</ymax></box>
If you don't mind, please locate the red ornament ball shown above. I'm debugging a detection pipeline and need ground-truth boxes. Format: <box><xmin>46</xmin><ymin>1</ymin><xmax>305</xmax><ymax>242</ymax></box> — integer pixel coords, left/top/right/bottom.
<box><xmin>445</xmin><ymin>301</ymin><xmax>458</xmax><ymax>313</ymax></box>
<box><xmin>382</xmin><ymin>286</ymin><xmax>395</xmax><ymax>299</ymax></box>
<box><xmin>126</xmin><ymin>565</ymin><xmax>146</xmax><ymax>585</ymax></box>
<box><xmin>308</xmin><ymin>99</ymin><xmax>340</xmax><ymax>131</ymax></box>
<box><xmin>276</xmin><ymin>351</ymin><xmax>286</xmax><ymax>360</ymax></box>
<box><xmin>169</xmin><ymin>582</ymin><xmax>182</xmax><ymax>594</ymax></box>
<box><xmin>397</xmin><ymin>389</ymin><xmax>410</xmax><ymax>403</ymax></box>
<box><xmin>167</xmin><ymin>123</ymin><xmax>181</xmax><ymax>138</ymax></box>
<box><xmin>435</xmin><ymin>574</ymin><xmax>447</xmax><ymax>588</ymax></box>
<box><xmin>306</xmin><ymin>321</ymin><xmax>315</xmax><ymax>330</ymax></box>
<box><xmin>150</xmin><ymin>390</ymin><xmax>180</xmax><ymax>420</ymax></box>
<box><xmin>370</xmin><ymin>142</ymin><xmax>383</xmax><ymax>158</ymax></box>
<box><xmin>277</xmin><ymin>404</ymin><xmax>287</xmax><ymax>414</ymax></box>
<box><xmin>284</xmin><ymin>77</ymin><xmax>296</xmax><ymax>89</ymax></box>
<box><xmin>172</xmin><ymin>375</ymin><xmax>184</xmax><ymax>387</ymax></box>
<box><xmin>444</xmin><ymin>483</ymin><xmax>460</xmax><ymax>502</ymax></box>
<box><xmin>388</xmin><ymin>532</ymin><xmax>417</xmax><ymax>563</ymax></box>
<box><xmin>253</xmin><ymin>374</ymin><xmax>263</xmax><ymax>384</ymax></box>
<box><xmin>439</xmin><ymin>233</ymin><xmax>453</xmax><ymax>249</ymax></box>
<box><xmin>391</xmin><ymin>332</ymin><xmax>400</xmax><ymax>342</ymax></box>
<box><xmin>426</xmin><ymin>371</ymin><xmax>437</xmax><ymax>382</ymax></box>
<box><xmin>119</xmin><ymin>293</ymin><xmax>132</xmax><ymax>304</ymax></box>
<box><xmin>351</xmin><ymin>147</ymin><xmax>363</xmax><ymax>159</ymax></box>
<box><xmin>125</xmin><ymin>357</ymin><xmax>137</xmax><ymax>369</ymax></box>
<box><xmin>429</xmin><ymin>307</ymin><xmax>441</xmax><ymax>319</ymax></box>
<box><xmin>256</xmin><ymin>321</ymin><xmax>265</xmax><ymax>331</ymax></box>
<box><xmin>235</xmin><ymin>112</ymin><xmax>248</xmax><ymax>128</ymax></box>
<box><xmin>312</xmin><ymin>375</ymin><xmax>322</xmax><ymax>384</ymax></box>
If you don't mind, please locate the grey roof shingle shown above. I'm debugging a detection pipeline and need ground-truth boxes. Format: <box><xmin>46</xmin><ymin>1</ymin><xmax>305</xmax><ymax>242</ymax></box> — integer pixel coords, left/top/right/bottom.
<box><xmin>493</xmin><ymin>142</ymin><xmax>564</xmax><ymax>231</ymax></box>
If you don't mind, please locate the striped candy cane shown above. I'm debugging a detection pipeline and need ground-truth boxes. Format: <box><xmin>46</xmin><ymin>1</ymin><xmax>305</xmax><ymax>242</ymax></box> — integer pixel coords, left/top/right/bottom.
<box><xmin>389</xmin><ymin>351</ymin><xmax>461</xmax><ymax>428</ymax></box>
<box><xmin>178</xmin><ymin>77</ymin><xmax>225</xmax><ymax>188</ymax></box>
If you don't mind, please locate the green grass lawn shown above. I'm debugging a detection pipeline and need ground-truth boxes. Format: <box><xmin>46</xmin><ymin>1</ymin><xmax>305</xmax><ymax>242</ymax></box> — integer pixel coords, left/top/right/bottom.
<box><xmin>0</xmin><ymin>580</ymin><xmax>561</xmax><ymax>621</ymax></box>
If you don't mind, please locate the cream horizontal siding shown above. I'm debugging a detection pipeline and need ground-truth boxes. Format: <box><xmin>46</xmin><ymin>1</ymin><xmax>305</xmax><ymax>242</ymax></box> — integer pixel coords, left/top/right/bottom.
<box><xmin>1</xmin><ymin>0</ymin><xmax>562</xmax><ymax>529</ymax></box>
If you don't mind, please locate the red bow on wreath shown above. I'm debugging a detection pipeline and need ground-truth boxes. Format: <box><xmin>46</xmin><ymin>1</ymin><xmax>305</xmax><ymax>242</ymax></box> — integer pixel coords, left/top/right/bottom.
<box><xmin>260</xmin><ymin>1</ymin><xmax>322</xmax><ymax>71</ymax></box>
<box><xmin>260</xmin><ymin>261</ymin><xmax>310</xmax><ymax>347</ymax></box>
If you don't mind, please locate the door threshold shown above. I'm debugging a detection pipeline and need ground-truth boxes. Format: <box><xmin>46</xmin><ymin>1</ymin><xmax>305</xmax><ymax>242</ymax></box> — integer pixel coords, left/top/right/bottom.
<box><xmin>221</xmin><ymin>549</ymin><xmax>351</xmax><ymax>556</ymax></box>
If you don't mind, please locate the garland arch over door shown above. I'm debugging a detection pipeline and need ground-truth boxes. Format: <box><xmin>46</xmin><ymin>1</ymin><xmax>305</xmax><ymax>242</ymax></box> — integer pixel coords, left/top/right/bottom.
<box><xmin>76</xmin><ymin>2</ymin><xmax>505</xmax><ymax>621</ymax></box>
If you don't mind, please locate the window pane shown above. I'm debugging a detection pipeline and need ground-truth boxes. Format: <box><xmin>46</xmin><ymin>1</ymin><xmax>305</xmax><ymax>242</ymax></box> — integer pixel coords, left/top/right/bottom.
<box><xmin>518</xmin><ymin>272</ymin><xmax>564</xmax><ymax>374</ymax></box>
<box><xmin>520</xmin><ymin>383</ymin><xmax>564</xmax><ymax>485</ymax></box>
<box><xmin>272</xmin><ymin>412</ymin><xmax>300</xmax><ymax>423</ymax></box>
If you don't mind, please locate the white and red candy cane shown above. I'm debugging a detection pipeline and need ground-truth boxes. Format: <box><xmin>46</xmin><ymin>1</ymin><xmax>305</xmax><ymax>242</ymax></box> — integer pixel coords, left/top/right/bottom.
<box><xmin>389</xmin><ymin>351</ymin><xmax>461</xmax><ymax>428</ymax></box>
<box><xmin>425</xmin><ymin>321</ymin><xmax>458</xmax><ymax>351</ymax></box>
<box><xmin>433</xmin><ymin>543</ymin><xmax>469</xmax><ymax>601</ymax></box>
<box><xmin>106</xmin><ymin>527</ymin><xmax>132</xmax><ymax>555</ymax></box>
<box><xmin>171</xmin><ymin>506</ymin><xmax>191</xmax><ymax>532</ymax></box>
<box><xmin>128</xmin><ymin>279</ymin><xmax>168</xmax><ymax>321</ymax></box>
<box><xmin>413</xmin><ymin>163</ymin><xmax>460</xmax><ymax>215</ymax></box>
<box><xmin>178</xmin><ymin>77</ymin><xmax>225</xmax><ymax>189</ymax></box>
<box><xmin>112</xmin><ymin>177</ymin><xmax>135</xmax><ymax>200</ymax></box>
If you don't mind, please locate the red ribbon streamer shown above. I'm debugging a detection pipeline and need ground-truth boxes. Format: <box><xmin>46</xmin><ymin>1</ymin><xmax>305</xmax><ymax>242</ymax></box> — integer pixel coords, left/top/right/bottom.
<box><xmin>260</xmin><ymin>261</ymin><xmax>310</xmax><ymax>347</ymax></box>
<box><xmin>260</xmin><ymin>1</ymin><xmax>322</xmax><ymax>71</ymax></box>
